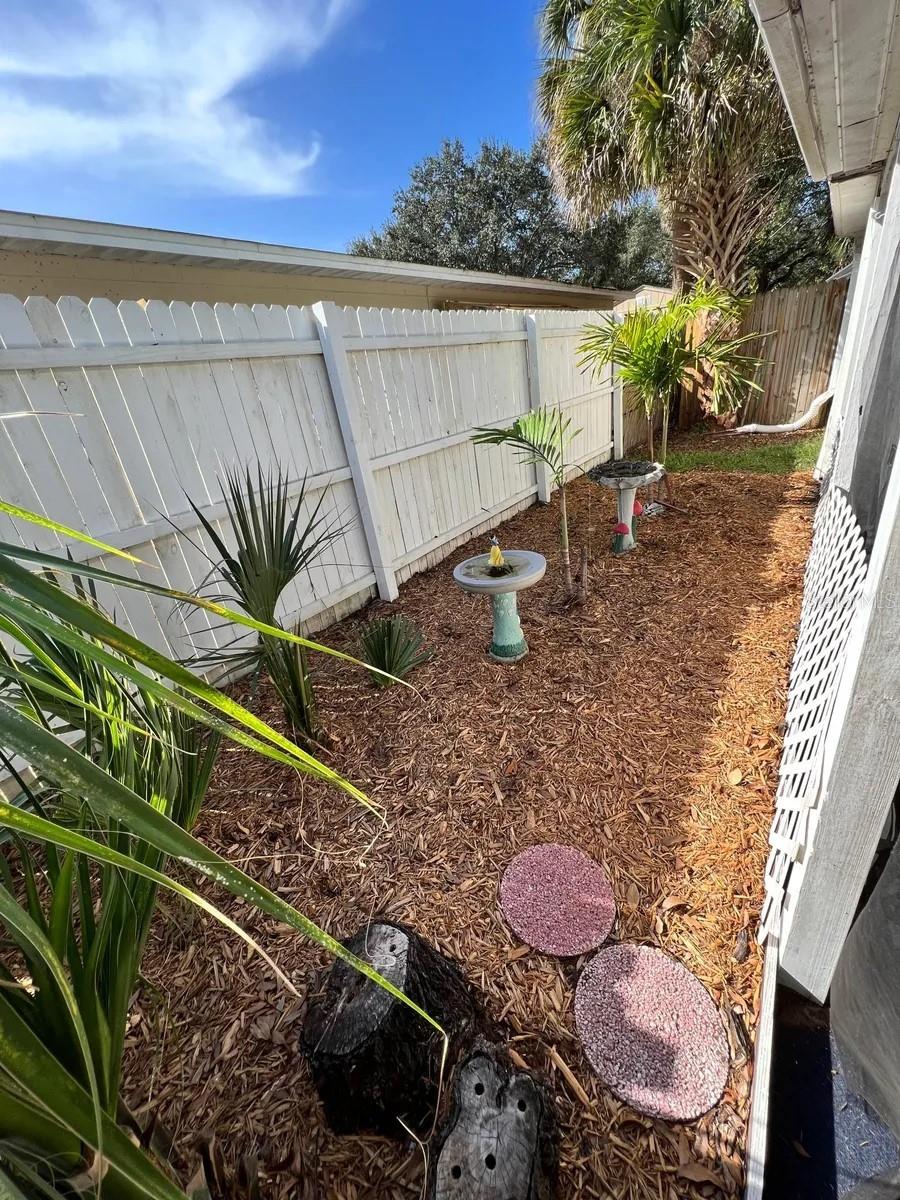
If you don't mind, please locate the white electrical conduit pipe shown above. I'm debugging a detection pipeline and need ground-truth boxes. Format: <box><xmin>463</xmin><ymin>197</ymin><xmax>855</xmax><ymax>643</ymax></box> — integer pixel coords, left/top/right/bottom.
<box><xmin>725</xmin><ymin>387</ymin><xmax>834</xmax><ymax>435</ymax></box>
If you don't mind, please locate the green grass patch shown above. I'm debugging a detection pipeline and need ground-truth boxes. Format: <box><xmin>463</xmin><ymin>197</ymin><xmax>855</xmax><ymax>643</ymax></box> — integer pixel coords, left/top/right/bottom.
<box><xmin>666</xmin><ymin>432</ymin><xmax>823</xmax><ymax>476</ymax></box>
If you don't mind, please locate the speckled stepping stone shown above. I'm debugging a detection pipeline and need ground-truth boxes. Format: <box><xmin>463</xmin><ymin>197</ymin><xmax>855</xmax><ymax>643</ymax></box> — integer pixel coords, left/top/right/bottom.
<box><xmin>499</xmin><ymin>844</ymin><xmax>616</xmax><ymax>956</ymax></box>
<box><xmin>574</xmin><ymin>943</ymin><xmax>729</xmax><ymax>1121</ymax></box>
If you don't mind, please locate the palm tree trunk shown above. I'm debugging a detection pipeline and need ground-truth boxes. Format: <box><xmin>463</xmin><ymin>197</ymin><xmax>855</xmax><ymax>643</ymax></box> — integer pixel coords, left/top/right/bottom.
<box><xmin>647</xmin><ymin>415</ymin><xmax>655</xmax><ymax>461</ymax></box>
<box><xmin>660</xmin><ymin>391</ymin><xmax>671</xmax><ymax>464</ymax></box>
<box><xmin>672</xmin><ymin>169</ymin><xmax>777</xmax><ymax>295</ymax></box>
<box><xmin>558</xmin><ymin>482</ymin><xmax>573</xmax><ymax>595</ymax></box>
<box><xmin>669</xmin><ymin>203</ymin><xmax>692</xmax><ymax>294</ymax></box>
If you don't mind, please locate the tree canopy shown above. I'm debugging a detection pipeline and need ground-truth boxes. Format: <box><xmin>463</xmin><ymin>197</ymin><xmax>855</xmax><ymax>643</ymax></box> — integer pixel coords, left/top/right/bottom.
<box><xmin>538</xmin><ymin>0</ymin><xmax>791</xmax><ymax>291</ymax></box>
<box><xmin>745</xmin><ymin>161</ymin><xmax>851</xmax><ymax>292</ymax></box>
<box><xmin>349</xmin><ymin>139</ymin><xmax>672</xmax><ymax>291</ymax></box>
<box><xmin>349</xmin><ymin>135</ymin><xmax>846</xmax><ymax>295</ymax></box>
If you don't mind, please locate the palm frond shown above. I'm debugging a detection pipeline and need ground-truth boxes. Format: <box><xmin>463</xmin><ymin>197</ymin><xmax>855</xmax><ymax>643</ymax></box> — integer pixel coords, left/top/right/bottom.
<box><xmin>473</xmin><ymin>408</ymin><xmax>578</xmax><ymax>486</ymax></box>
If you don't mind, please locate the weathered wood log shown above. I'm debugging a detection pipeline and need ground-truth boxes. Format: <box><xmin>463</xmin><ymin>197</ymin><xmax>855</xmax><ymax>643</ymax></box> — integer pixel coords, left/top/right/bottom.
<box><xmin>301</xmin><ymin>920</ymin><xmax>480</xmax><ymax>1137</ymax></box>
<box><xmin>428</xmin><ymin>1041</ymin><xmax>558</xmax><ymax>1200</ymax></box>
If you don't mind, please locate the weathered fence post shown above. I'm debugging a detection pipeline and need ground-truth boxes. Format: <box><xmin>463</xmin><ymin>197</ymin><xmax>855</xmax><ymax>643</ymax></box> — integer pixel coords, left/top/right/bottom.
<box><xmin>312</xmin><ymin>301</ymin><xmax>399</xmax><ymax>602</ymax></box>
<box><xmin>524</xmin><ymin>311</ymin><xmax>552</xmax><ymax>503</ymax></box>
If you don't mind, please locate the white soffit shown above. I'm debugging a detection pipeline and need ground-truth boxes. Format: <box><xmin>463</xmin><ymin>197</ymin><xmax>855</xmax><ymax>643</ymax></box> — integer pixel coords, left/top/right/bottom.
<box><xmin>830</xmin><ymin>174</ymin><xmax>882</xmax><ymax>236</ymax></box>
<box><xmin>752</xmin><ymin>0</ymin><xmax>900</xmax><ymax>232</ymax></box>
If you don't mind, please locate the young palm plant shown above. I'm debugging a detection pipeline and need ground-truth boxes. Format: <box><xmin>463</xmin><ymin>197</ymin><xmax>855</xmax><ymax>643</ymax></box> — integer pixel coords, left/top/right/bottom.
<box><xmin>578</xmin><ymin>282</ymin><xmax>767</xmax><ymax>463</ymax></box>
<box><xmin>0</xmin><ymin>500</ymin><xmax>443</xmax><ymax>1199</ymax></box>
<box><xmin>472</xmin><ymin>407</ymin><xmax>579</xmax><ymax>595</ymax></box>
<box><xmin>187</xmin><ymin>465</ymin><xmax>347</xmax><ymax>741</ymax></box>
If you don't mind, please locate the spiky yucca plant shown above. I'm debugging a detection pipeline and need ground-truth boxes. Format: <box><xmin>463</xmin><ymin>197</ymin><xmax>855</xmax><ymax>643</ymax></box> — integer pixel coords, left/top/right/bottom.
<box><xmin>358</xmin><ymin>615</ymin><xmax>431</xmax><ymax>687</ymax></box>
<box><xmin>0</xmin><ymin>499</ymin><xmax>443</xmax><ymax>1199</ymax></box>
<box><xmin>0</xmin><ymin>613</ymin><xmax>220</xmax><ymax>1128</ymax></box>
<box><xmin>187</xmin><ymin>465</ymin><xmax>348</xmax><ymax>741</ymax></box>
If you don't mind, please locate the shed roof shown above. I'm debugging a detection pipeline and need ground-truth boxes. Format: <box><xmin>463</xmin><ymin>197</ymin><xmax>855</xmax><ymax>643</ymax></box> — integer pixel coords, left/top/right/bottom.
<box><xmin>0</xmin><ymin>209</ymin><xmax>628</xmax><ymax>308</ymax></box>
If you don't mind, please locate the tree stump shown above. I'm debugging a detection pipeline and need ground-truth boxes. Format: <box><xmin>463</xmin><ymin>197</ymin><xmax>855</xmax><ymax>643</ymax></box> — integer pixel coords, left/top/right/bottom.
<box><xmin>301</xmin><ymin>920</ymin><xmax>479</xmax><ymax>1137</ymax></box>
<box><xmin>428</xmin><ymin>1041</ymin><xmax>558</xmax><ymax>1200</ymax></box>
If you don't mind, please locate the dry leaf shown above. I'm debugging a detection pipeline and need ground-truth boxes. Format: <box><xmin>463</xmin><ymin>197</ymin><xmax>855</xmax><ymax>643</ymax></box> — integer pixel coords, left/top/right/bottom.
<box><xmin>626</xmin><ymin>882</ymin><xmax>640</xmax><ymax>907</ymax></box>
<box><xmin>661</xmin><ymin>896</ymin><xmax>689</xmax><ymax>912</ymax></box>
<box><xmin>678</xmin><ymin>1162</ymin><xmax>726</xmax><ymax>1187</ymax></box>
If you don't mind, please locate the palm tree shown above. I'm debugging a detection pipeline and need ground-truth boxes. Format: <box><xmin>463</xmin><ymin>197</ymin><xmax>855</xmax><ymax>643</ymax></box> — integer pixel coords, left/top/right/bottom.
<box><xmin>578</xmin><ymin>283</ymin><xmax>766</xmax><ymax>462</ymax></box>
<box><xmin>538</xmin><ymin>0</ymin><xmax>789</xmax><ymax>293</ymax></box>
<box><xmin>473</xmin><ymin>408</ymin><xmax>579</xmax><ymax>594</ymax></box>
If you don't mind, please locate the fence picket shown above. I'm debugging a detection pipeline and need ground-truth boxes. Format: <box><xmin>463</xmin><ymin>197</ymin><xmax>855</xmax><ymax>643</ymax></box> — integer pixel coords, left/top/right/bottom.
<box><xmin>0</xmin><ymin>294</ymin><xmax>618</xmax><ymax>657</ymax></box>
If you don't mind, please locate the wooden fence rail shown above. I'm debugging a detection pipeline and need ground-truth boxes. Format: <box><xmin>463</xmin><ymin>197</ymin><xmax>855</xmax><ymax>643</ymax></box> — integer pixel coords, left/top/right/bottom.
<box><xmin>0</xmin><ymin>295</ymin><xmax>617</xmax><ymax>658</ymax></box>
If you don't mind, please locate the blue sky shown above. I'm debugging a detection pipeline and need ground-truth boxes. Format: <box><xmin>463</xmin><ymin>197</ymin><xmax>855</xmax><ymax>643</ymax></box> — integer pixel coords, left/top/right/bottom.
<box><xmin>0</xmin><ymin>0</ymin><xmax>546</xmax><ymax>251</ymax></box>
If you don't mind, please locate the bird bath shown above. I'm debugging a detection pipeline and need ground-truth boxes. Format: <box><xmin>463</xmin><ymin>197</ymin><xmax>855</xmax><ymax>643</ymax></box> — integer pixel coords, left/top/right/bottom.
<box><xmin>588</xmin><ymin>460</ymin><xmax>665</xmax><ymax>555</ymax></box>
<box><xmin>453</xmin><ymin>547</ymin><xmax>546</xmax><ymax>663</ymax></box>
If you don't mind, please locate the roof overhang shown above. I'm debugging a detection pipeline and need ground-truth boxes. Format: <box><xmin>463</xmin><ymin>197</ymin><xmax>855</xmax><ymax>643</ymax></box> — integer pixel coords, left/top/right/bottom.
<box><xmin>751</xmin><ymin>0</ymin><xmax>900</xmax><ymax>234</ymax></box>
<box><xmin>0</xmin><ymin>209</ymin><xmax>627</xmax><ymax>307</ymax></box>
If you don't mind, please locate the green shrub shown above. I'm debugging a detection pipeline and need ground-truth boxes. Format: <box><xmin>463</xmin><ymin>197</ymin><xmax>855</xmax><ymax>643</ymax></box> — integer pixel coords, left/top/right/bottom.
<box><xmin>358</xmin><ymin>615</ymin><xmax>431</xmax><ymax>687</ymax></box>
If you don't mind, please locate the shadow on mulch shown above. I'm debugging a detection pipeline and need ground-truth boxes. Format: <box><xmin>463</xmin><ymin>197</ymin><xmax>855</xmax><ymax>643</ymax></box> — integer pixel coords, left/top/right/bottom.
<box><xmin>123</xmin><ymin>442</ymin><xmax>817</xmax><ymax>1200</ymax></box>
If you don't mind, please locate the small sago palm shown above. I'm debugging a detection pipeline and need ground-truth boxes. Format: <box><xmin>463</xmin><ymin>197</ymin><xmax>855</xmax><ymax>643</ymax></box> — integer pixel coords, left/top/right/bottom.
<box><xmin>578</xmin><ymin>283</ymin><xmax>766</xmax><ymax>462</ymax></box>
<box><xmin>473</xmin><ymin>408</ymin><xmax>579</xmax><ymax>594</ymax></box>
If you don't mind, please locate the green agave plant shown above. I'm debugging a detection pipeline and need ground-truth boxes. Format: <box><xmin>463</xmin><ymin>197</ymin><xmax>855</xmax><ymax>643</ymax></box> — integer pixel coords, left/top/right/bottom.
<box><xmin>0</xmin><ymin>500</ymin><xmax>443</xmax><ymax>1198</ymax></box>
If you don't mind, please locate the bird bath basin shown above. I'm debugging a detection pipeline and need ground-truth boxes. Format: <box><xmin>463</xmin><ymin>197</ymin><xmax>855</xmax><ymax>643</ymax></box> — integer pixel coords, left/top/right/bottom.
<box><xmin>588</xmin><ymin>459</ymin><xmax>665</xmax><ymax>555</ymax></box>
<box><xmin>453</xmin><ymin>548</ymin><xmax>546</xmax><ymax>663</ymax></box>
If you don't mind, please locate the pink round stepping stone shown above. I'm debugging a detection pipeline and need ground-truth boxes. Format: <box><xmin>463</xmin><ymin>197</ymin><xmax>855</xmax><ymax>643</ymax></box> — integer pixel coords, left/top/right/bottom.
<box><xmin>499</xmin><ymin>844</ymin><xmax>616</xmax><ymax>956</ymax></box>
<box><xmin>575</xmin><ymin>943</ymin><xmax>729</xmax><ymax>1121</ymax></box>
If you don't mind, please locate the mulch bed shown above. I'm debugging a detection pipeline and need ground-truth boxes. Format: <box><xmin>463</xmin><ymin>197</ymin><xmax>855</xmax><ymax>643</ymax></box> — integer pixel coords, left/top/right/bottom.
<box><xmin>122</xmin><ymin>440</ymin><xmax>817</xmax><ymax>1199</ymax></box>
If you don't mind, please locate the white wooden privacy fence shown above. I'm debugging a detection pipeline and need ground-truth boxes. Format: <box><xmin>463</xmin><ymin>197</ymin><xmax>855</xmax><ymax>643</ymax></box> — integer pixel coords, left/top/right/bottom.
<box><xmin>0</xmin><ymin>296</ymin><xmax>617</xmax><ymax>658</ymax></box>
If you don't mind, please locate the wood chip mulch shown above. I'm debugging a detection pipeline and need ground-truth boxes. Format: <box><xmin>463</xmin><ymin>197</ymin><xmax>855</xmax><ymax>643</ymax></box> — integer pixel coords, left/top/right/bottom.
<box><xmin>122</xmin><ymin>443</ymin><xmax>817</xmax><ymax>1200</ymax></box>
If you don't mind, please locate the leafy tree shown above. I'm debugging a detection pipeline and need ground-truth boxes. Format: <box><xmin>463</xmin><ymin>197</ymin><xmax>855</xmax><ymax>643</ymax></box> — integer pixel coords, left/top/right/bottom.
<box><xmin>350</xmin><ymin>139</ymin><xmax>672</xmax><ymax>289</ymax></box>
<box><xmin>576</xmin><ymin>199</ymin><xmax>671</xmax><ymax>290</ymax></box>
<box><xmin>350</xmin><ymin>140</ymin><xmax>572</xmax><ymax>278</ymax></box>
<box><xmin>746</xmin><ymin>161</ymin><xmax>851</xmax><ymax>291</ymax></box>
<box><xmin>539</xmin><ymin>0</ymin><xmax>790</xmax><ymax>293</ymax></box>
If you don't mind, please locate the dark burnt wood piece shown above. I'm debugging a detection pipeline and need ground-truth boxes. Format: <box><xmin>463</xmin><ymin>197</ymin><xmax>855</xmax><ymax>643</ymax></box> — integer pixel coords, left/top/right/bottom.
<box><xmin>301</xmin><ymin>920</ymin><xmax>479</xmax><ymax>1137</ymax></box>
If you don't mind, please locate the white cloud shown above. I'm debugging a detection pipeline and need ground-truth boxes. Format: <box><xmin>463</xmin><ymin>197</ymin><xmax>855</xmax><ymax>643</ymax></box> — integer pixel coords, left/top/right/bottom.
<box><xmin>0</xmin><ymin>0</ymin><xmax>353</xmax><ymax>195</ymax></box>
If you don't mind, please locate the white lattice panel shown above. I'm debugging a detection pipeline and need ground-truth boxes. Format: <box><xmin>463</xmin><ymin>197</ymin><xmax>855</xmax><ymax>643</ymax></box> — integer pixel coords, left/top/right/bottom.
<box><xmin>759</xmin><ymin>487</ymin><xmax>868</xmax><ymax>941</ymax></box>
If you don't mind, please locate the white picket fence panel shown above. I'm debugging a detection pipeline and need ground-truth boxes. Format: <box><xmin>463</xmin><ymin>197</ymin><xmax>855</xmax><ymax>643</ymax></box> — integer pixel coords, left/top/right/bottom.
<box><xmin>0</xmin><ymin>295</ymin><xmax>615</xmax><ymax>660</ymax></box>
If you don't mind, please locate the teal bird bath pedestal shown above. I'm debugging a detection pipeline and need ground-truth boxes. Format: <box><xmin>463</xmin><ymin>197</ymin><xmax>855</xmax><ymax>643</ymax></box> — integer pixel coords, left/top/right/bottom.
<box><xmin>588</xmin><ymin>460</ymin><xmax>665</xmax><ymax>555</ymax></box>
<box><xmin>453</xmin><ymin>549</ymin><xmax>546</xmax><ymax>663</ymax></box>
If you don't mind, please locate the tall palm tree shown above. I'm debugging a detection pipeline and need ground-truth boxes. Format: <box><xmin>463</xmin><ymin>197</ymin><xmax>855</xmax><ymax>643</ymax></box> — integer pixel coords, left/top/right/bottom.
<box><xmin>538</xmin><ymin>0</ymin><xmax>789</xmax><ymax>293</ymax></box>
